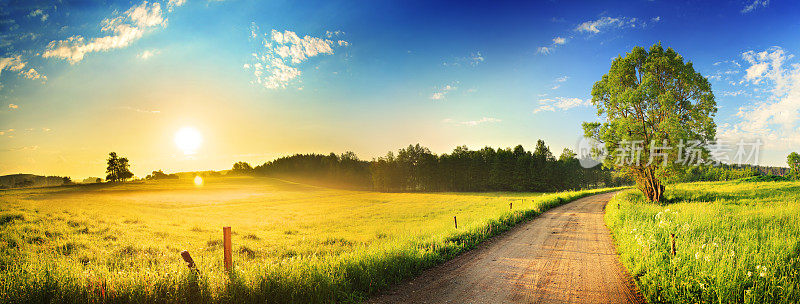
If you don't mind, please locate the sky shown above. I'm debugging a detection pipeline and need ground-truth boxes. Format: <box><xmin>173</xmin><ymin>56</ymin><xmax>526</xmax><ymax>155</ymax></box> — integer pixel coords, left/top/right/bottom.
<box><xmin>1</xmin><ymin>0</ymin><xmax>800</xmax><ymax>179</ymax></box>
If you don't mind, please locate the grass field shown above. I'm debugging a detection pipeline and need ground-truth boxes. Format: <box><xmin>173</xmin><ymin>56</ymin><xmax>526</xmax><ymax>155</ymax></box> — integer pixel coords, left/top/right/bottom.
<box><xmin>0</xmin><ymin>176</ymin><xmax>617</xmax><ymax>303</ymax></box>
<box><xmin>606</xmin><ymin>181</ymin><xmax>800</xmax><ymax>303</ymax></box>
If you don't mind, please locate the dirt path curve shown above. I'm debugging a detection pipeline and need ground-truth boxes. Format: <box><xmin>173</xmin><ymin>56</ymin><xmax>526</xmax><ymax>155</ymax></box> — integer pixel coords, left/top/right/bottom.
<box><xmin>370</xmin><ymin>191</ymin><xmax>645</xmax><ymax>304</ymax></box>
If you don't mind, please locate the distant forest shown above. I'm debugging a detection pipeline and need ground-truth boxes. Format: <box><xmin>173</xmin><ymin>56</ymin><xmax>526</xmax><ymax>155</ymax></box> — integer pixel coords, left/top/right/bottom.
<box><xmin>254</xmin><ymin>141</ymin><xmax>629</xmax><ymax>192</ymax></box>
<box><xmin>0</xmin><ymin>174</ymin><xmax>71</xmax><ymax>189</ymax></box>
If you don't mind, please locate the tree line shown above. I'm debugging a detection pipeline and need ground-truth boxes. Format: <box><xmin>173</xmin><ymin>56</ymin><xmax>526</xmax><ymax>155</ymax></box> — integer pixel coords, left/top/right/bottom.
<box><xmin>251</xmin><ymin>141</ymin><xmax>629</xmax><ymax>192</ymax></box>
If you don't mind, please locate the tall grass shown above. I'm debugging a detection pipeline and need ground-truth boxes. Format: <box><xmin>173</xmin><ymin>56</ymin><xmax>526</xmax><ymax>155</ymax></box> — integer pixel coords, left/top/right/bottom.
<box><xmin>606</xmin><ymin>181</ymin><xmax>800</xmax><ymax>303</ymax></box>
<box><xmin>0</xmin><ymin>177</ymin><xmax>620</xmax><ymax>303</ymax></box>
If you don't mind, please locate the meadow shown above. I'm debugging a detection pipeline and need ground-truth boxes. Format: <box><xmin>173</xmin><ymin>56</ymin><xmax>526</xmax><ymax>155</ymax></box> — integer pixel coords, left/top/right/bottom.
<box><xmin>0</xmin><ymin>176</ymin><xmax>617</xmax><ymax>303</ymax></box>
<box><xmin>606</xmin><ymin>180</ymin><xmax>800</xmax><ymax>303</ymax></box>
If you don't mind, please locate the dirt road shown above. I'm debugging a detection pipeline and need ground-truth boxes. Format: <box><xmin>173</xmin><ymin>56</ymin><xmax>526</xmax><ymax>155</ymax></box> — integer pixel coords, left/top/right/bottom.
<box><xmin>370</xmin><ymin>191</ymin><xmax>644</xmax><ymax>304</ymax></box>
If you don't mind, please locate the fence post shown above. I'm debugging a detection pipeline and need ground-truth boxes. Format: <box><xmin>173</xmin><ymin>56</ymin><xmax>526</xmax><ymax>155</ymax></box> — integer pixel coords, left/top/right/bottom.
<box><xmin>670</xmin><ymin>233</ymin><xmax>676</xmax><ymax>256</ymax></box>
<box><xmin>180</xmin><ymin>250</ymin><xmax>196</xmax><ymax>269</ymax></box>
<box><xmin>509</xmin><ymin>202</ymin><xmax>513</xmax><ymax>210</ymax></box>
<box><xmin>453</xmin><ymin>216</ymin><xmax>458</xmax><ymax>229</ymax></box>
<box><xmin>223</xmin><ymin>226</ymin><xmax>232</xmax><ymax>271</ymax></box>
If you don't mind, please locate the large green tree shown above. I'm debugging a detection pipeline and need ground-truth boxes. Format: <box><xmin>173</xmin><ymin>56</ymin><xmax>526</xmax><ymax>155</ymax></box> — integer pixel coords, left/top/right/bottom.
<box><xmin>106</xmin><ymin>152</ymin><xmax>134</xmax><ymax>182</ymax></box>
<box><xmin>583</xmin><ymin>43</ymin><xmax>717</xmax><ymax>202</ymax></box>
<box><xmin>788</xmin><ymin>152</ymin><xmax>800</xmax><ymax>179</ymax></box>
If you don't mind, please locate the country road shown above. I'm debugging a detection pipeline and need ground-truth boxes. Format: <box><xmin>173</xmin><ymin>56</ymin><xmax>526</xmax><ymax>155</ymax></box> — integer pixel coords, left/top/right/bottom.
<box><xmin>370</xmin><ymin>191</ymin><xmax>645</xmax><ymax>304</ymax></box>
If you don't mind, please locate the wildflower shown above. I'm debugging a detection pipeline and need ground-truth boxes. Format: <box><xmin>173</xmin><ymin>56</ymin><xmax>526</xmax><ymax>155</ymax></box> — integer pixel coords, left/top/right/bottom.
<box><xmin>747</xmin><ymin>271</ymin><xmax>752</xmax><ymax>277</ymax></box>
<box><xmin>695</xmin><ymin>252</ymin><xmax>702</xmax><ymax>260</ymax></box>
<box><xmin>702</xmin><ymin>244</ymin><xmax>706</xmax><ymax>249</ymax></box>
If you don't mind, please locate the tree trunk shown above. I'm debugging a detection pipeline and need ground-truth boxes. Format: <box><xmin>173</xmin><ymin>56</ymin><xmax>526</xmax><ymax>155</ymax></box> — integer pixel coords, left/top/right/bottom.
<box><xmin>637</xmin><ymin>168</ymin><xmax>664</xmax><ymax>202</ymax></box>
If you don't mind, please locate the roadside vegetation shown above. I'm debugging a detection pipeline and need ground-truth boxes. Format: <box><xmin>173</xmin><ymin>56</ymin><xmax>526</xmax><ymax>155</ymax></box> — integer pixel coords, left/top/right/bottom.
<box><xmin>606</xmin><ymin>180</ymin><xmax>800</xmax><ymax>303</ymax></box>
<box><xmin>0</xmin><ymin>176</ymin><xmax>620</xmax><ymax>303</ymax></box>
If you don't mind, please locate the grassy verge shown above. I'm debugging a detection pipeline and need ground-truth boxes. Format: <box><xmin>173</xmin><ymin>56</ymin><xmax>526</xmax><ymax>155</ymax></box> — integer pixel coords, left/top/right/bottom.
<box><xmin>0</xmin><ymin>178</ymin><xmax>622</xmax><ymax>303</ymax></box>
<box><xmin>605</xmin><ymin>181</ymin><xmax>800</xmax><ymax>303</ymax></box>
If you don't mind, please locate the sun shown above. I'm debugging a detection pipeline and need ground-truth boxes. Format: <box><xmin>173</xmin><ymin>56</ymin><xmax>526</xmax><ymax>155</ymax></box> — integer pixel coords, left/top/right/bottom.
<box><xmin>175</xmin><ymin>127</ymin><xmax>203</xmax><ymax>155</ymax></box>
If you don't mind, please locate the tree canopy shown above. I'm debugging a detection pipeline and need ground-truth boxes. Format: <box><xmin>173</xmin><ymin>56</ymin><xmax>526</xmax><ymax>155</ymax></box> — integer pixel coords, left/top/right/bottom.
<box><xmin>583</xmin><ymin>43</ymin><xmax>717</xmax><ymax>202</ymax></box>
<box><xmin>788</xmin><ymin>152</ymin><xmax>800</xmax><ymax>179</ymax></box>
<box><xmin>106</xmin><ymin>152</ymin><xmax>134</xmax><ymax>182</ymax></box>
<box><xmin>253</xmin><ymin>142</ymin><xmax>628</xmax><ymax>192</ymax></box>
<box><xmin>231</xmin><ymin>161</ymin><xmax>254</xmax><ymax>175</ymax></box>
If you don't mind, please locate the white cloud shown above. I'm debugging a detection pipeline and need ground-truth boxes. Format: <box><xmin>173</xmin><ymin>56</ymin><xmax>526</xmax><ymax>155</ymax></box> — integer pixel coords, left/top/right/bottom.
<box><xmin>28</xmin><ymin>9</ymin><xmax>49</xmax><ymax>22</ymax></box>
<box><xmin>723</xmin><ymin>90</ymin><xmax>747</xmax><ymax>97</ymax></box>
<box><xmin>576</xmin><ymin>17</ymin><xmax>625</xmax><ymax>33</ymax></box>
<box><xmin>538</xmin><ymin>37</ymin><xmax>566</xmax><ymax>55</ymax></box>
<box><xmin>443</xmin><ymin>117</ymin><xmax>501</xmax><ymax>126</ymax></box>
<box><xmin>6</xmin><ymin>145</ymin><xmax>39</xmax><ymax>152</ymax></box>
<box><xmin>443</xmin><ymin>51</ymin><xmax>484</xmax><ymax>67</ymax></box>
<box><xmin>246</xmin><ymin>23</ymin><xmax>347</xmax><ymax>89</ymax></box>
<box><xmin>326</xmin><ymin>30</ymin><xmax>344</xmax><ymax>38</ymax></box>
<box><xmin>0</xmin><ymin>56</ymin><xmax>27</xmax><ymax>77</ymax></box>
<box><xmin>43</xmin><ymin>1</ymin><xmax>169</xmax><ymax>63</ymax></box>
<box><xmin>430</xmin><ymin>83</ymin><xmax>458</xmax><ymax>100</ymax></box>
<box><xmin>719</xmin><ymin>47</ymin><xmax>800</xmax><ymax>147</ymax></box>
<box><xmin>122</xmin><ymin>106</ymin><xmax>161</xmax><ymax>114</ymax></box>
<box><xmin>742</xmin><ymin>0</ymin><xmax>769</xmax><ymax>13</ymax></box>
<box><xmin>537</xmin><ymin>46</ymin><xmax>551</xmax><ymax>55</ymax></box>
<box><xmin>556</xmin><ymin>76</ymin><xmax>569</xmax><ymax>82</ymax></box>
<box><xmin>8</xmin><ymin>104</ymin><xmax>19</xmax><ymax>109</ymax></box>
<box><xmin>541</xmin><ymin>16</ymin><xmax>654</xmax><ymax>55</ymax></box>
<box><xmin>468</xmin><ymin>52</ymin><xmax>484</xmax><ymax>66</ymax></box>
<box><xmin>138</xmin><ymin>49</ymin><xmax>159</xmax><ymax>59</ymax></box>
<box><xmin>0</xmin><ymin>55</ymin><xmax>46</xmax><ymax>84</ymax></box>
<box><xmin>575</xmin><ymin>16</ymin><xmax>655</xmax><ymax>34</ymax></box>
<box><xmin>533</xmin><ymin>97</ymin><xmax>590</xmax><ymax>113</ymax></box>
<box><xmin>167</xmin><ymin>0</ymin><xmax>187</xmax><ymax>12</ymax></box>
<box><xmin>551</xmin><ymin>85</ymin><xmax>560</xmax><ymax>90</ymax></box>
<box><xmin>20</xmin><ymin>68</ymin><xmax>44</xmax><ymax>80</ymax></box>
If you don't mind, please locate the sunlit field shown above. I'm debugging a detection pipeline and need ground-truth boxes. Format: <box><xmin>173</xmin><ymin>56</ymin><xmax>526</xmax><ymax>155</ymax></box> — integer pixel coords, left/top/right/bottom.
<box><xmin>606</xmin><ymin>181</ymin><xmax>800</xmax><ymax>303</ymax></box>
<box><xmin>0</xmin><ymin>176</ymin><xmax>617</xmax><ymax>303</ymax></box>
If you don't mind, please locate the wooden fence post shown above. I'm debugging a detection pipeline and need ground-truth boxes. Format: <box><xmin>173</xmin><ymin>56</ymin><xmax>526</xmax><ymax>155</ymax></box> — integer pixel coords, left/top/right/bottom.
<box><xmin>223</xmin><ymin>226</ymin><xmax>232</xmax><ymax>271</ymax></box>
<box><xmin>509</xmin><ymin>202</ymin><xmax>513</xmax><ymax>210</ymax></box>
<box><xmin>670</xmin><ymin>233</ymin><xmax>676</xmax><ymax>256</ymax></box>
<box><xmin>453</xmin><ymin>216</ymin><xmax>458</xmax><ymax>229</ymax></box>
<box><xmin>180</xmin><ymin>250</ymin><xmax>196</xmax><ymax>269</ymax></box>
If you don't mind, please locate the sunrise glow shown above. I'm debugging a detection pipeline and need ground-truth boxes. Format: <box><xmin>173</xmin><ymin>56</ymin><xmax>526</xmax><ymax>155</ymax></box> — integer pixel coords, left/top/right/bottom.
<box><xmin>174</xmin><ymin>127</ymin><xmax>203</xmax><ymax>155</ymax></box>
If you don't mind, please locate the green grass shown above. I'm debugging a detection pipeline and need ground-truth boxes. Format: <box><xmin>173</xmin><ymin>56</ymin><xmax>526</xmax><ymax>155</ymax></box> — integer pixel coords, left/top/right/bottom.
<box><xmin>0</xmin><ymin>176</ymin><xmax>619</xmax><ymax>303</ymax></box>
<box><xmin>606</xmin><ymin>181</ymin><xmax>800</xmax><ymax>303</ymax></box>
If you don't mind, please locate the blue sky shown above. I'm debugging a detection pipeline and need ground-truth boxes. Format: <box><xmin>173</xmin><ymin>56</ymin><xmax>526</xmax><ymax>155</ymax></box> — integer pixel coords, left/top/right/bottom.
<box><xmin>1</xmin><ymin>0</ymin><xmax>799</xmax><ymax>177</ymax></box>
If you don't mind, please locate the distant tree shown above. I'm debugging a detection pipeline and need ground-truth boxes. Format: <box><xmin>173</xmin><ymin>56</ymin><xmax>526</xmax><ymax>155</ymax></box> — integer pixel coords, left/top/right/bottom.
<box><xmin>582</xmin><ymin>43</ymin><xmax>717</xmax><ymax>202</ymax></box>
<box><xmin>146</xmin><ymin>170</ymin><xmax>178</xmax><ymax>180</ymax></box>
<box><xmin>62</xmin><ymin>176</ymin><xmax>72</xmax><ymax>185</ymax></box>
<box><xmin>788</xmin><ymin>152</ymin><xmax>800</xmax><ymax>179</ymax></box>
<box><xmin>95</xmin><ymin>178</ymin><xmax>102</xmax><ymax>183</ymax></box>
<box><xmin>231</xmin><ymin>161</ymin><xmax>254</xmax><ymax>175</ymax></box>
<box><xmin>14</xmin><ymin>179</ymin><xmax>34</xmax><ymax>188</ymax></box>
<box><xmin>559</xmin><ymin>148</ymin><xmax>577</xmax><ymax>162</ymax></box>
<box><xmin>106</xmin><ymin>152</ymin><xmax>134</xmax><ymax>182</ymax></box>
<box><xmin>252</xmin><ymin>143</ymin><xmax>629</xmax><ymax>193</ymax></box>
